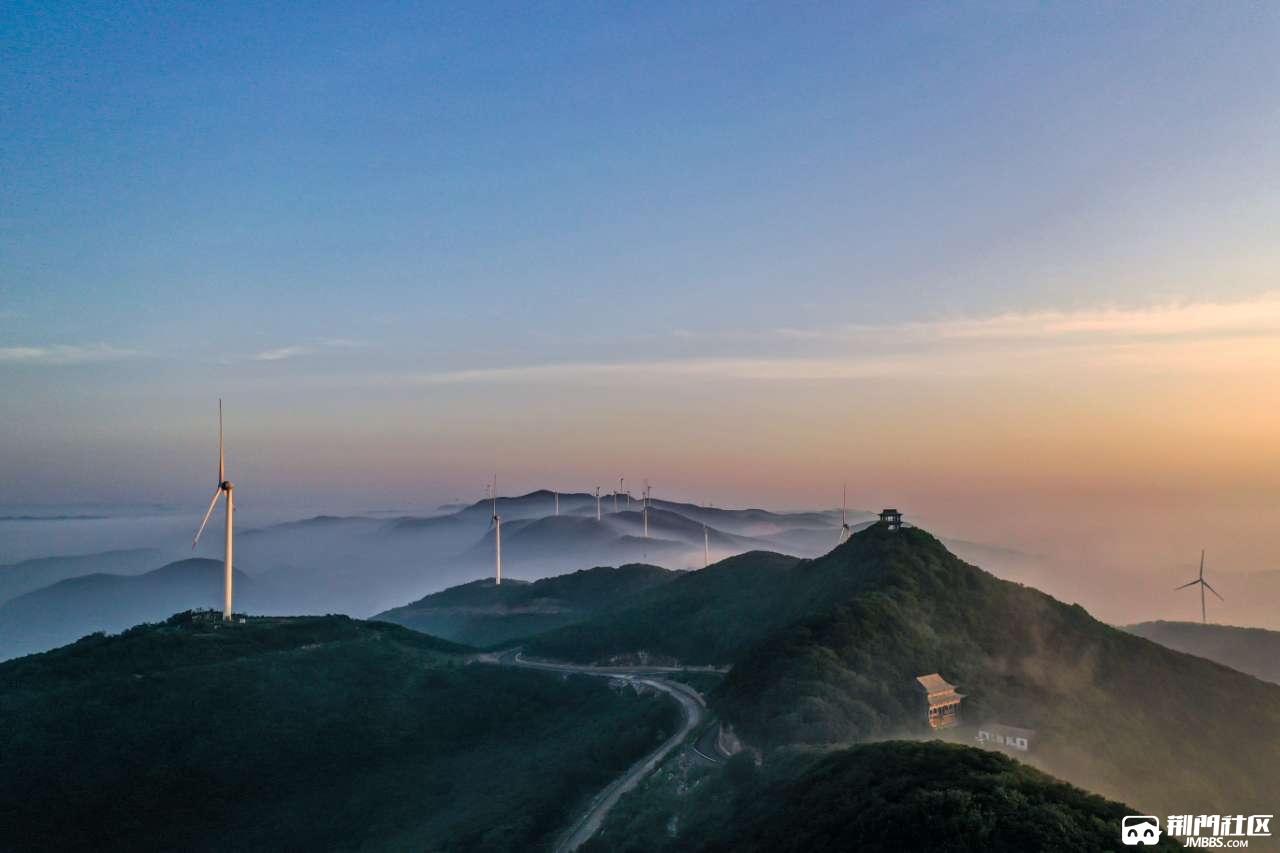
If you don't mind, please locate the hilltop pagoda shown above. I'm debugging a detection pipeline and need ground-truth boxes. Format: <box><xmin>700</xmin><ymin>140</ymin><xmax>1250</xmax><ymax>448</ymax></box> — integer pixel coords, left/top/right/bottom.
<box><xmin>916</xmin><ymin>673</ymin><xmax>963</xmax><ymax>729</ymax></box>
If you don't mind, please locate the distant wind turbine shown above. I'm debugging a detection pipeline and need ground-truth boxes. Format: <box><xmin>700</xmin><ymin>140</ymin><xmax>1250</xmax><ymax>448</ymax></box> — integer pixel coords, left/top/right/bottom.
<box><xmin>1175</xmin><ymin>549</ymin><xmax>1222</xmax><ymax>624</ymax></box>
<box><xmin>595</xmin><ymin>486</ymin><xmax>601</xmax><ymax>521</ymax></box>
<box><xmin>491</xmin><ymin>474</ymin><xmax>502</xmax><ymax>585</ymax></box>
<box><xmin>703</xmin><ymin>524</ymin><xmax>710</xmax><ymax>568</ymax></box>
<box><xmin>554</xmin><ymin>489</ymin><xmax>559</xmax><ymax>516</ymax></box>
<box><xmin>191</xmin><ymin>400</ymin><xmax>235</xmax><ymax>621</ymax></box>
<box><xmin>837</xmin><ymin>483</ymin><xmax>852</xmax><ymax>544</ymax></box>
<box><xmin>643</xmin><ymin>480</ymin><xmax>651</xmax><ymax>538</ymax></box>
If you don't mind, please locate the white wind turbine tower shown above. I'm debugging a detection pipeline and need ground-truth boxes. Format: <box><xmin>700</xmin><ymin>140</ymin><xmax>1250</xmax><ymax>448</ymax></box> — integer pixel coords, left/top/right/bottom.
<box><xmin>595</xmin><ymin>486</ymin><xmax>602</xmax><ymax>521</ymax></box>
<box><xmin>554</xmin><ymin>489</ymin><xmax>560</xmax><ymax>516</ymax></box>
<box><xmin>837</xmin><ymin>483</ymin><xmax>853</xmax><ymax>544</ymax></box>
<box><xmin>1175</xmin><ymin>549</ymin><xmax>1223</xmax><ymax>624</ymax></box>
<box><xmin>642</xmin><ymin>480</ymin><xmax>651</xmax><ymax>538</ymax></box>
<box><xmin>703</xmin><ymin>524</ymin><xmax>710</xmax><ymax>568</ymax></box>
<box><xmin>491</xmin><ymin>474</ymin><xmax>503</xmax><ymax>585</ymax></box>
<box><xmin>191</xmin><ymin>400</ymin><xmax>236</xmax><ymax>621</ymax></box>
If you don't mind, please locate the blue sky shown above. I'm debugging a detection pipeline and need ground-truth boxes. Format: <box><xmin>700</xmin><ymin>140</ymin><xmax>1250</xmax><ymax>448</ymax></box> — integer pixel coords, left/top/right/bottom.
<box><xmin>2</xmin><ymin>3</ymin><xmax>1279</xmax><ymax>532</ymax></box>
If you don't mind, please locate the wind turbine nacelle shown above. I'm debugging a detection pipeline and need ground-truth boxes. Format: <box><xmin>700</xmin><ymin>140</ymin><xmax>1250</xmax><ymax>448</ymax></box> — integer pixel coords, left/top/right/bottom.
<box><xmin>221</xmin><ymin>481</ymin><xmax>234</xmax><ymax>491</ymax></box>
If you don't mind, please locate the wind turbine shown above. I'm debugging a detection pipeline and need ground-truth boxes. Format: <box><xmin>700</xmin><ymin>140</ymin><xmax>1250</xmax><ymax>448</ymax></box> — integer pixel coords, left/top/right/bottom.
<box><xmin>642</xmin><ymin>480</ymin><xmax>651</xmax><ymax>538</ymax></box>
<box><xmin>554</xmin><ymin>489</ymin><xmax>560</xmax><ymax>516</ymax></box>
<box><xmin>191</xmin><ymin>400</ymin><xmax>235</xmax><ymax>621</ymax></box>
<box><xmin>1175</xmin><ymin>549</ymin><xmax>1222</xmax><ymax>624</ymax></box>
<box><xmin>703</xmin><ymin>524</ymin><xmax>710</xmax><ymax>568</ymax></box>
<box><xmin>595</xmin><ymin>486</ymin><xmax>602</xmax><ymax>521</ymax></box>
<box><xmin>490</xmin><ymin>474</ymin><xmax>503</xmax><ymax>585</ymax></box>
<box><xmin>837</xmin><ymin>483</ymin><xmax>852</xmax><ymax>544</ymax></box>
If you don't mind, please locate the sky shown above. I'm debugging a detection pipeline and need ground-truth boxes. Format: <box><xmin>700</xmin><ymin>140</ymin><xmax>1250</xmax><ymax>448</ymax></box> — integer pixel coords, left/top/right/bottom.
<box><xmin>2</xmin><ymin>3</ymin><xmax>1279</xmax><ymax>577</ymax></box>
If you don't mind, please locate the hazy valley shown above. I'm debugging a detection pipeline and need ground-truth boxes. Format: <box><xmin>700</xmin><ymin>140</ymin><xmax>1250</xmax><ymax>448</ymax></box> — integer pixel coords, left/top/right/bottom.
<box><xmin>3</xmin><ymin>498</ymin><xmax>1275</xmax><ymax>850</ymax></box>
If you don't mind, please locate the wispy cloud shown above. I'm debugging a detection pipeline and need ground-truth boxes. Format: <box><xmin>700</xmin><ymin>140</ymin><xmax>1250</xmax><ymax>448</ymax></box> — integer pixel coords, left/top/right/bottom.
<box><xmin>252</xmin><ymin>346</ymin><xmax>311</xmax><ymax>362</ymax></box>
<box><xmin>398</xmin><ymin>357</ymin><xmax>905</xmax><ymax>385</ymax></box>
<box><xmin>825</xmin><ymin>292</ymin><xmax>1280</xmax><ymax>344</ymax></box>
<box><xmin>250</xmin><ymin>338</ymin><xmax>370</xmax><ymax>362</ymax></box>
<box><xmin>0</xmin><ymin>344</ymin><xmax>144</xmax><ymax>365</ymax></box>
<box><xmin>386</xmin><ymin>293</ymin><xmax>1280</xmax><ymax>386</ymax></box>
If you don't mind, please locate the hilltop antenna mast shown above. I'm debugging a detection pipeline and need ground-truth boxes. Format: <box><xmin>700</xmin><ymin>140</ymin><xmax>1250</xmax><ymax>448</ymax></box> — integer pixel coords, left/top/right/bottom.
<box><xmin>1175</xmin><ymin>549</ymin><xmax>1222</xmax><ymax>624</ymax></box>
<box><xmin>191</xmin><ymin>399</ymin><xmax>236</xmax><ymax>621</ymax></box>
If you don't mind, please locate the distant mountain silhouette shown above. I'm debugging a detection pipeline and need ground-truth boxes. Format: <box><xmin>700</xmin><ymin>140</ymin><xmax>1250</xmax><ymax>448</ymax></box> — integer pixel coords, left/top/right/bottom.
<box><xmin>0</xmin><ymin>559</ymin><xmax>267</xmax><ymax>660</ymax></box>
<box><xmin>5</xmin><ymin>493</ymin><xmax>910</xmax><ymax>654</ymax></box>
<box><xmin>0</xmin><ymin>548</ymin><xmax>161</xmax><ymax>606</ymax></box>
<box><xmin>458</xmin><ymin>515</ymin><xmax>693</xmax><ymax>577</ymax></box>
<box><xmin>645</xmin><ymin>498</ymin><xmax>848</xmax><ymax>535</ymax></box>
<box><xmin>1125</xmin><ymin>620</ymin><xmax>1280</xmax><ymax>685</ymax></box>
<box><xmin>607</xmin><ymin>508</ymin><xmax>763</xmax><ymax>551</ymax></box>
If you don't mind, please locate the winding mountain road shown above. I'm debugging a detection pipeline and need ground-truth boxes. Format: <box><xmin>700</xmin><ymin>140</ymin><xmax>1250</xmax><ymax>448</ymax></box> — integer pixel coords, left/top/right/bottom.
<box><xmin>482</xmin><ymin>650</ymin><xmax>724</xmax><ymax>852</ymax></box>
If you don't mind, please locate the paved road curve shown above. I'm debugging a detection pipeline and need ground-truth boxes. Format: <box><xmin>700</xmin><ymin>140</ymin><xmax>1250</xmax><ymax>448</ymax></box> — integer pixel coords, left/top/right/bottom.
<box><xmin>481</xmin><ymin>650</ymin><xmax>721</xmax><ymax>852</ymax></box>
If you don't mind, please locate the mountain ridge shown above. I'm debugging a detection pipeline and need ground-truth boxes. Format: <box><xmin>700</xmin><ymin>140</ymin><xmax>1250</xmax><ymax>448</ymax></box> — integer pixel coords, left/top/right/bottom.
<box><xmin>712</xmin><ymin>524</ymin><xmax>1280</xmax><ymax>816</ymax></box>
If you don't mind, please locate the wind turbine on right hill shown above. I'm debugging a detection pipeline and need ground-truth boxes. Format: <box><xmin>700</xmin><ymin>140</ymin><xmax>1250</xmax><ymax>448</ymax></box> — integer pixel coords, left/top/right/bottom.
<box><xmin>595</xmin><ymin>486</ymin><xmax>602</xmax><ymax>521</ymax></box>
<box><xmin>1175</xmin><ymin>549</ymin><xmax>1222</xmax><ymax>624</ymax></box>
<box><xmin>837</xmin><ymin>483</ymin><xmax>853</xmax><ymax>544</ymax></box>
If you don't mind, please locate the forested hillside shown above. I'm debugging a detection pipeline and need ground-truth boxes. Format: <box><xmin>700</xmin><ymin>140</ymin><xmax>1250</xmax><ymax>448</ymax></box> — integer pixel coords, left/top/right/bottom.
<box><xmin>0</xmin><ymin>613</ymin><xmax>677</xmax><ymax>852</ymax></box>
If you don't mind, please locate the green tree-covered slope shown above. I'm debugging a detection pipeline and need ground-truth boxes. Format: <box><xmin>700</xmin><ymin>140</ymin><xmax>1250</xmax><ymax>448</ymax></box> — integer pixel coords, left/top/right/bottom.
<box><xmin>714</xmin><ymin>524</ymin><xmax>1280</xmax><ymax>816</ymax></box>
<box><xmin>375</xmin><ymin>563</ymin><xmax>678</xmax><ymax>647</ymax></box>
<box><xmin>524</xmin><ymin>551</ymin><xmax>803</xmax><ymax>664</ymax></box>
<box><xmin>586</xmin><ymin>741</ymin><xmax>1181</xmax><ymax>853</ymax></box>
<box><xmin>0</xmin><ymin>612</ymin><xmax>677</xmax><ymax>852</ymax></box>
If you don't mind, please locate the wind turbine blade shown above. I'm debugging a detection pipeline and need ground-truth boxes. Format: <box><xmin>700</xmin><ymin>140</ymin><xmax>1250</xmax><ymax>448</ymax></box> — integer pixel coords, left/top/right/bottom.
<box><xmin>1199</xmin><ymin>549</ymin><xmax>1205</xmax><ymax>580</ymax></box>
<box><xmin>1174</xmin><ymin>579</ymin><xmax>1201</xmax><ymax>590</ymax></box>
<box><xmin>218</xmin><ymin>399</ymin><xmax>225</xmax><ymax>483</ymax></box>
<box><xmin>192</xmin><ymin>487</ymin><xmax>222</xmax><ymax>548</ymax></box>
<box><xmin>1203</xmin><ymin>580</ymin><xmax>1224</xmax><ymax>600</ymax></box>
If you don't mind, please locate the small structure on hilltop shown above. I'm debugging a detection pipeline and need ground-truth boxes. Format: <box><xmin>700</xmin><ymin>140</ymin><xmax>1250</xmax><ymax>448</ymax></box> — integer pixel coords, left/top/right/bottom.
<box><xmin>976</xmin><ymin>723</ymin><xmax>1035</xmax><ymax>752</ymax></box>
<box><xmin>879</xmin><ymin>508</ymin><xmax>903</xmax><ymax>530</ymax></box>
<box><xmin>916</xmin><ymin>673</ymin><xmax>963</xmax><ymax>729</ymax></box>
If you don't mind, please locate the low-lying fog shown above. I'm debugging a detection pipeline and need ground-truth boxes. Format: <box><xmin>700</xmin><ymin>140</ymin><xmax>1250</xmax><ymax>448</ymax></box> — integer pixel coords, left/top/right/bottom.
<box><xmin>2</xmin><ymin>492</ymin><xmax>1276</xmax><ymax>663</ymax></box>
